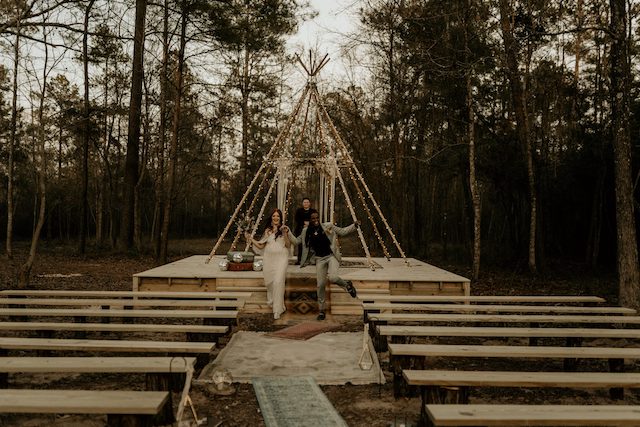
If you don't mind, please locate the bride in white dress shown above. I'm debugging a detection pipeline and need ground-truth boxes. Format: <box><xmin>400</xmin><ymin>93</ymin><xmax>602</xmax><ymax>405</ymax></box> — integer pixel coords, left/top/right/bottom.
<box><xmin>246</xmin><ymin>209</ymin><xmax>291</xmax><ymax>319</ymax></box>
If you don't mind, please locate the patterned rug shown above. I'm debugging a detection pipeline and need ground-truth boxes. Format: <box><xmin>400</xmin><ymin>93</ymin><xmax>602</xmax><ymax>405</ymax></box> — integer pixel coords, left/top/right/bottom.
<box><xmin>252</xmin><ymin>376</ymin><xmax>348</xmax><ymax>427</ymax></box>
<box><xmin>266</xmin><ymin>321</ymin><xmax>341</xmax><ymax>340</ymax></box>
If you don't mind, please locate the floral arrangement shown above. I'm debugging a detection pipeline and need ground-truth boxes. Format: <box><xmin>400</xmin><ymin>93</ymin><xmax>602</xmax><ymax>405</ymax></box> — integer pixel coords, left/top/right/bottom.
<box><xmin>235</xmin><ymin>214</ymin><xmax>255</xmax><ymax>235</ymax></box>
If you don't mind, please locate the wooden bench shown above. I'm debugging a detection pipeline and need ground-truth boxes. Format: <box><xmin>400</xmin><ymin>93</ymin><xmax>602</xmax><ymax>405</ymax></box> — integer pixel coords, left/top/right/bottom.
<box><xmin>0</xmin><ymin>337</ymin><xmax>214</xmax><ymax>354</ymax></box>
<box><xmin>0</xmin><ymin>356</ymin><xmax>195</xmax><ymax>391</ymax></box>
<box><xmin>364</xmin><ymin>302</ymin><xmax>633</xmax><ymax>315</ymax></box>
<box><xmin>367</xmin><ymin>313</ymin><xmax>640</xmax><ymax>351</ymax></box>
<box><xmin>0</xmin><ymin>321</ymin><xmax>228</xmax><ymax>335</ymax></box>
<box><xmin>368</xmin><ymin>312</ymin><xmax>640</xmax><ymax>326</ymax></box>
<box><xmin>424</xmin><ymin>404</ymin><xmax>640</xmax><ymax>426</ymax></box>
<box><xmin>358</xmin><ymin>294</ymin><xmax>606</xmax><ymax>304</ymax></box>
<box><xmin>0</xmin><ymin>307</ymin><xmax>238</xmax><ymax>320</ymax></box>
<box><xmin>404</xmin><ymin>370</ymin><xmax>640</xmax><ymax>424</ymax></box>
<box><xmin>0</xmin><ymin>297</ymin><xmax>245</xmax><ymax>309</ymax></box>
<box><xmin>0</xmin><ymin>290</ymin><xmax>252</xmax><ymax>299</ymax></box>
<box><xmin>215</xmin><ymin>286</ymin><xmax>264</xmax><ymax>293</ymax></box>
<box><xmin>377</xmin><ymin>325</ymin><xmax>640</xmax><ymax>348</ymax></box>
<box><xmin>388</xmin><ymin>343</ymin><xmax>640</xmax><ymax>398</ymax></box>
<box><xmin>0</xmin><ymin>389</ymin><xmax>169</xmax><ymax>427</ymax></box>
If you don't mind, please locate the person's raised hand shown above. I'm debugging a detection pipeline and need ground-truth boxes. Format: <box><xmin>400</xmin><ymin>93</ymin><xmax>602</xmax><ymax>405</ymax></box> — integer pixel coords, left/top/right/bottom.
<box><xmin>281</xmin><ymin>225</ymin><xmax>290</xmax><ymax>234</ymax></box>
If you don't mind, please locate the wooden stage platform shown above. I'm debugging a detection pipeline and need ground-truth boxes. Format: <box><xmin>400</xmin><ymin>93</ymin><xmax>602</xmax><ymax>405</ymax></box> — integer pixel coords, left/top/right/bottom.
<box><xmin>133</xmin><ymin>256</ymin><xmax>470</xmax><ymax>315</ymax></box>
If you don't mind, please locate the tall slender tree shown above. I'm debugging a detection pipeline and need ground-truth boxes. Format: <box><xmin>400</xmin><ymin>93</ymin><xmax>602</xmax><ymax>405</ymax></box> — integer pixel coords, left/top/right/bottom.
<box><xmin>5</xmin><ymin>3</ymin><xmax>23</xmax><ymax>260</ymax></box>
<box><xmin>498</xmin><ymin>0</ymin><xmax>537</xmax><ymax>273</ymax></box>
<box><xmin>159</xmin><ymin>0</ymin><xmax>188</xmax><ymax>264</ymax></box>
<box><xmin>79</xmin><ymin>0</ymin><xmax>95</xmax><ymax>254</ymax></box>
<box><xmin>19</xmin><ymin>19</ymin><xmax>51</xmax><ymax>287</ymax></box>
<box><xmin>121</xmin><ymin>0</ymin><xmax>147</xmax><ymax>250</ymax></box>
<box><xmin>609</xmin><ymin>0</ymin><xmax>640</xmax><ymax>308</ymax></box>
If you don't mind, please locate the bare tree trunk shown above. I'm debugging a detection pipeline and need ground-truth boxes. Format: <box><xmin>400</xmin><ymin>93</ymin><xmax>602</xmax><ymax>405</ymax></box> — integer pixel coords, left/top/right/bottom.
<box><xmin>464</xmin><ymin>5</ymin><xmax>481</xmax><ymax>281</ymax></box>
<box><xmin>121</xmin><ymin>0</ymin><xmax>147</xmax><ymax>250</ymax></box>
<box><xmin>6</xmin><ymin>16</ymin><xmax>21</xmax><ymax>260</ymax></box>
<box><xmin>215</xmin><ymin>132</ymin><xmax>222</xmax><ymax>234</ymax></box>
<box><xmin>240</xmin><ymin>47</ymin><xmax>250</xmax><ymax>187</ymax></box>
<box><xmin>135</xmin><ymin>71</ymin><xmax>151</xmax><ymax>251</ymax></box>
<box><xmin>153</xmin><ymin>0</ymin><xmax>169</xmax><ymax>260</ymax></box>
<box><xmin>19</xmin><ymin>22</ymin><xmax>49</xmax><ymax>287</ymax></box>
<box><xmin>574</xmin><ymin>0</ymin><xmax>584</xmax><ymax>83</ymax></box>
<box><xmin>79</xmin><ymin>0</ymin><xmax>95</xmax><ymax>254</ymax></box>
<box><xmin>610</xmin><ymin>0</ymin><xmax>640</xmax><ymax>309</ymax></box>
<box><xmin>159</xmin><ymin>2</ymin><xmax>187</xmax><ymax>264</ymax></box>
<box><xmin>96</xmin><ymin>56</ymin><xmax>110</xmax><ymax>246</ymax></box>
<box><xmin>498</xmin><ymin>0</ymin><xmax>537</xmax><ymax>273</ymax></box>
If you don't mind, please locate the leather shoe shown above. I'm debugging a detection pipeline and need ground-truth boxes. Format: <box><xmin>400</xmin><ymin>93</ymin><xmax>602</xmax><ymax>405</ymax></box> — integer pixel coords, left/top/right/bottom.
<box><xmin>346</xmin><ymin>281</ymin><xmax>357</xmax><ymax>298</ymax></box>
<box><xmin>317</xmin><ymin>311</ymin><xmax>326</xmax><ymax>321</ymax></box>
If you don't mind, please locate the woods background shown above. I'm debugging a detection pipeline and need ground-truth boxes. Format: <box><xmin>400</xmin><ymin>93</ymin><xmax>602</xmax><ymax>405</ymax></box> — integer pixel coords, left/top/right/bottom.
<box><xmin>0</xmin><ymin>0</ymin><xmax>638</xmax><ymax>304</ymax></box>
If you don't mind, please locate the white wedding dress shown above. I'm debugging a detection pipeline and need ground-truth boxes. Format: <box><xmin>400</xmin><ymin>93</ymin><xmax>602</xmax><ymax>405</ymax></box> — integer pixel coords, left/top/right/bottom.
<box><xmin>255</xmin><ymin>231</ymin><xmax>289</xmax><ymax>319</ymax></box>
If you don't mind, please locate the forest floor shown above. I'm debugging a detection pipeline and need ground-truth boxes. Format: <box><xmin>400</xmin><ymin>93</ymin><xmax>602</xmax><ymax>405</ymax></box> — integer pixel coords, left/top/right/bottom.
<box><xmin>0</xmin><ymin>239</ymin><xmax>637</xmax><ymax>427</ymax></box>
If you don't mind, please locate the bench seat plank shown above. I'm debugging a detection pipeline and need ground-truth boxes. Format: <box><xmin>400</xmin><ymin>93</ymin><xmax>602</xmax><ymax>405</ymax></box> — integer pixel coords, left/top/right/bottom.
<box><xmin>0</xmin><ymin>337</ymin><xmax>214</xmax><ymax>353</ymax></box>
<box><xmin>389</xmin><ymin>343</ymin><xmax>640</xmax><ymax>359</ymax></box>
<box><xmin>0</xmin><ymin>321</ymin><xmax>228</xmax><ymax>334</ymax></box>
<box><xmin>369</xmin><ymin>313</ymin><xmax>640</xmax><ymax>324</ymax></box>
<box><xmin>0</xmin><ymin>308</ymin><xmax>238</xmax><ymax>319</ymax></box>
<box><xmin>379</xmin><ymin>325</ymin><xmax>640</xmax><ymax>339</ymax></box>
<box><xmin>0</xmin><ymin>389</ymin><xmax>168</xmax><ymax>415</ymax></box>
<box><xmin>0</xmin><ymin>298</ymin><xmax>244</xmax><ymax>308</ymax></box>
<box><xmin>358</xmin><ymin>295</ymin><xmax>606</xmax><ymax>303</ymax></box>
<box><xmin>364</xmin><ymin>303</ymin><xmax>634</xmax><ymax>314</ymax></box>
<box><xmin>426</xmin><ymin>404</ymin><xmax>640</xmax><ymax>426</ymax></box>
<box><xmin>404</xmin><ymin>370</ymin><xmax>640</xmax><ymax>388</ymax></box>
<box><xmin>0</xmin><ymin>290</ymin><xmax>251</xmax><ymax>299</ymax></box>
<box><xmin>0</xmin><ymin>356</ymin><xmax>196</xmax><ymax>373</ymax></box>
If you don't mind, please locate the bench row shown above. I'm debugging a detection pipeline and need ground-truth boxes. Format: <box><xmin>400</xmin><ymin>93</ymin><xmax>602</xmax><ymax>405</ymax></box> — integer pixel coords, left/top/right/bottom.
<box><xmin>424</xmin><ymin>404</ymin><xmax>640</xmax><ymax>426</ymax></box>
<box><xmin>0</xmin><ymin>389</ymin><xmax>170</xmax><ymax>427</ymax></box>
<box><xmin>0</xmin><ymin>289</ymin><xmax>252</xmax><ymax>299</ymax></box>
<box><xmin>405</xmin><ymin>370</ymin><xmax>640</xmax><ymax>426</ymax></box>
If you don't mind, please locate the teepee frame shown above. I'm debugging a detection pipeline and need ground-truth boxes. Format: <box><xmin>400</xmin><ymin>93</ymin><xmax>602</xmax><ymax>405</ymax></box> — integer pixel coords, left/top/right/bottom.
<box><xmin>206</xmin><ymin>53</ymin><xmax>407</xmax><ymax>269</ymax></box>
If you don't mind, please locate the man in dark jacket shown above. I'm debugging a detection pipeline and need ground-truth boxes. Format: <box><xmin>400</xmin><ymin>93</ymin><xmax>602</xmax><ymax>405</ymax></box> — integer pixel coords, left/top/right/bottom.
<box><xmin>287</xmin><ymin>211</ymin><xmax>358</xmax><ymax>320</ymax></box>
<box><xmin>293</xmin><ymin>197</ymin><xmax>314</xmax><ymax>264</ymax></box>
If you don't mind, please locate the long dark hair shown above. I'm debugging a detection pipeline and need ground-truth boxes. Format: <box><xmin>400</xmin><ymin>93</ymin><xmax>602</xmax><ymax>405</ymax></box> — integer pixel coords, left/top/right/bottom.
<box><xmin>263</xmin><ymin>208</ymin><xmax>284</xmax><ymax>238</ymax></box>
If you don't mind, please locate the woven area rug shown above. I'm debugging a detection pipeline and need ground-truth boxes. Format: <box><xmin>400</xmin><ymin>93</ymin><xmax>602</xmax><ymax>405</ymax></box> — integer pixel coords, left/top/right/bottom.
<box><xmin>252</xmin><ymin>376</ymin><xmax>348</xmax><ymax>427</ymax></box>
<box><xmin>266</xmin><ymin>321</ymin><xmax>341</xmax><ymax>340</ymax></box>
<box><xmin>201</xmin><ymin>331</ymin><xmax>384</xmax><ymax>385</ymax></box>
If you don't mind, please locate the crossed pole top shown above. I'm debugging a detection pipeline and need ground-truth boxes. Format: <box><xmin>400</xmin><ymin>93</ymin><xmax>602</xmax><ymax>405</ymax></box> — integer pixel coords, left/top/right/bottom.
<box><xmin>296</xmin><ymin>51</ymin><xmax>330</xmax><ymax>80</ymax></box>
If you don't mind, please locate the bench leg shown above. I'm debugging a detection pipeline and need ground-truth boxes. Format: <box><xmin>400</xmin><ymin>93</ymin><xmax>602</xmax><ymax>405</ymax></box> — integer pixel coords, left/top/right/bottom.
<box><xmin>107</xmin><ymin>414</ymin><xmax>153</xmax><ymax>427</ymax></box>
<box><xmin>563</xmin><ymin>337</ymin><xmax>582</xmax><ymax>371</ymax></box>
<box><xmin>418</xmin><ymin>386</ymin><xmax>469</xmax><ymax>427</ymax></box>
<box><xmin>37</xmin><ymin>330</ymin><xmax>54</xmax><ymax>356</ymax></box>
<box><xmin>371</xmin><ymin>320</ymin><xmax>387</xmax><ymax>352</ymax></box>
<box><xmin>145</xmin><ymin>373</ymin><xmax>176</xmax><ymax>425</ymax></box>
<box><xmin>528</xmin><ymin>322</ymin><xmax>539</xmax><ymax>346</ymax></box>
<box><xmin>392</xmin><ymin>355</ymin><xmax>423</xmax><ymax>399</ymax></box>
<box><xmin>609</xmin><ymin>358</ymin><xmax>625</xmax><ymax>399</ymax></box>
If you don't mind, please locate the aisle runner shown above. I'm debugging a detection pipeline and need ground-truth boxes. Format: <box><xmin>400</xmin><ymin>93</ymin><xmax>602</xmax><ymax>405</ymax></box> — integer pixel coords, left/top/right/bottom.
<box><xmin>252</xmin><ymin>376</ymin><xmax>348</xmax><ymax>427</ymax></box>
